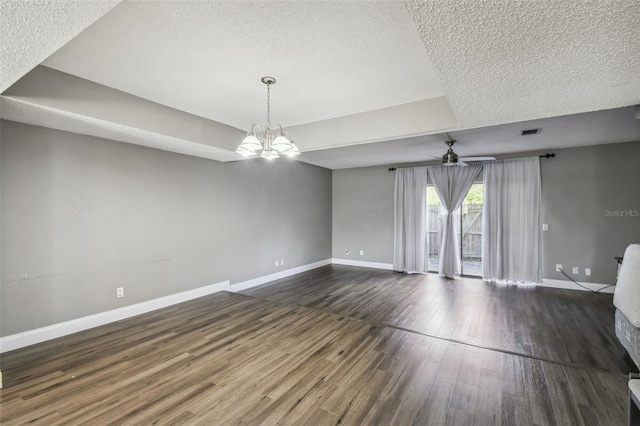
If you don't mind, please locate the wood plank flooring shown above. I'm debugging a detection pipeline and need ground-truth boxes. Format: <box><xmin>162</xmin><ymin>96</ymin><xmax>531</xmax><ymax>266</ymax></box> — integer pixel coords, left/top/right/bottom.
<box><xmin>0</xmin><ymin>265</ymin><xmax>630</xmax><ymax>425</ymax></box>
<box><xmin>243</xmin><ymin>265</ymin><xmax>629</xmax><ymax>374</ymax></box>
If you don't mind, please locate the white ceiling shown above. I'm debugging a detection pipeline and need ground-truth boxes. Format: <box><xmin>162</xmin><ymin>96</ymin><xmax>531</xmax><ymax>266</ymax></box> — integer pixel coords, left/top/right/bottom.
<box><xmin>1</xmin><ymin>0</ymin><xmax>639</xmax><ymax>169</ymax></box>
<box><xmin>405</xmin><ymin>0</ymin><xmax>640</xmax><ymax>128</ymax></box>
<box><xmin>41</xmin><ymin>1</ymin><xmax>444</xmax><ymax>129</ymax></box>
<box><xmin>298</xmin><ymin>106</ymin><xmax>640</xmax><ymax>169</ymax></box>
<box><xmin>0</xmin><ymin>0</ymin><xmax>121</xmax><ymax>93</ymax></box>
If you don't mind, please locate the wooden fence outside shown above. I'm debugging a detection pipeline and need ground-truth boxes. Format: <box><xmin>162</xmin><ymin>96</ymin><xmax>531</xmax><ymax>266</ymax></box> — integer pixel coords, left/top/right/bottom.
<box><xmin>426</xmin><ymin>204</ymin><xmax>482</xmax><ymax>261</ymax></box>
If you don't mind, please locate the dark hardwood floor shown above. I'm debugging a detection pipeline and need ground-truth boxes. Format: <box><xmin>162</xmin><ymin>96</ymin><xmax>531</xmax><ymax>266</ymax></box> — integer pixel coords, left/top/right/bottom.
<box><xmin>243</xmin><ymin>265</ymin><xmax>628</xmax><ymax>374</ymax></box>
<box><xmin>0</xmin><ymin>265</ymin><xmax>630</xmax><ymax>425</ymax></box>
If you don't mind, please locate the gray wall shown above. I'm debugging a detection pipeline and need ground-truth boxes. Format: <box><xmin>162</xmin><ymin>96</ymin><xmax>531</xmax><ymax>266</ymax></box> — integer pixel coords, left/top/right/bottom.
<box><xmin>332</xmin><ymin>166</ymin><xmax>394</xmax><ymax>263</ymax></box>
<box><xmin>1</xmin><ymin>121</ymin><xmax>332</xmax><ymax>336</ymax></box>
<box><xmin>332</xmin><ymin>141</ymin><xmax>640</xmax><ymax>284</ymax></box>
<box><xmin>541</xmin><ymin>142</ymin><xmax>640</xmax><ymax>283</ymax></box>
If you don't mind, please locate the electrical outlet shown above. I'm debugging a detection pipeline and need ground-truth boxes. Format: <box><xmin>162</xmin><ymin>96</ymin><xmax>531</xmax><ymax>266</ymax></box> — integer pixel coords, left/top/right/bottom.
<box><xmin>572</xmin><ymin>266</ymin><xmax>579</xmax><ymax>274</ymax></box>
<box><xmin>542</xmin><ymin>223</ymin><xmax>549</xmax><ymax>231</ymax></box>
<box><xmin>345</xmin><ymin>248</ymin><xmax>350</xmax><ymax>255</ymax></box>
<box><xmin>275</xmin><ymin>260</ymin><xmax>279</xmax><ymax>267</ymax></box>
<box><xmin>116</xmin><ymin>287</ymin><xmax>124</xmax><ymax>298</ymax></box>
<box><xmin>556</xmin><ymin>264</ymin><xmax>562</xmax><ymax>272</ymax></box>
<box><xmin>360</xmin><ymin>250</ymin><xmax>364</xmax><ymax>256</ymax></box>
<box><xmin>585</xmin><ymin>268</ymin><xmax>591</xmax><ymax>276</ymax></box>
<box><xmin>281</xmin><ymin>259</ymin><xmax>285</xmax><ymax>266</ymax></box>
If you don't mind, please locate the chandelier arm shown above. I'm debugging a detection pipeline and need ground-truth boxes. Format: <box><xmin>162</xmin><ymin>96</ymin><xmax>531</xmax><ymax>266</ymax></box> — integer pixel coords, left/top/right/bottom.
<box><xmin>250</xmin><ymin>123</ymin><xmax>263</xmax><ymax>135</ymax></box>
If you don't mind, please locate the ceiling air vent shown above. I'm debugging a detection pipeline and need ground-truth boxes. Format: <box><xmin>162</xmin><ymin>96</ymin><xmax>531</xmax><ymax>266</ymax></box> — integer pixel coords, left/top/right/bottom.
<box><xmin>521</xmin><ymin>128</ymin><xmax>540</xmax><ymax>136</ymax></box>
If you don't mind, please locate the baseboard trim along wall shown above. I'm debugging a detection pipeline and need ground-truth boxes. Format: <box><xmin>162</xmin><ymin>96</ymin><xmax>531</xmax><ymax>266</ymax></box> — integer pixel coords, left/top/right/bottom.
<box><xmin>540</xmin><ymin>278</ymin><xmax>615</xmax><ymax>294</ymax></box>
<box><xmin>331</xmin><ymin>258</ymin><xmax>394</xmax><ymax>270</ymax></box>
<box><xmin>0</xmin><ymin>259</ymin><xmax>334</xmax><ymax>354</ymax></box>
<box><xmin>0</xmin><ymin>280</ymin><xmax>230</xmax><ymax>354</ymax></box>
<box><xmin>0</xmin><ymin>259</ymin><xmax>614</xmax><ymax>354</ymax></box>
<box><xmin>229</xmin><ymin>259</ymin><xmax>332</xmax><ymax>292</ymax></box>
<box><xmin>330</xmin><ymin>259</ymin><xmax>616</xmax><ymax>294</ymax></box>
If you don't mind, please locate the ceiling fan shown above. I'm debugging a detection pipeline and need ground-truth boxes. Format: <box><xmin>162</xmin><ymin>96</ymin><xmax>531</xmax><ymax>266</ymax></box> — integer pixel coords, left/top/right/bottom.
<box><xmin>441</xmin><ymin>138</ymin><xmax>495</xmax><ymax>167</ymax></box>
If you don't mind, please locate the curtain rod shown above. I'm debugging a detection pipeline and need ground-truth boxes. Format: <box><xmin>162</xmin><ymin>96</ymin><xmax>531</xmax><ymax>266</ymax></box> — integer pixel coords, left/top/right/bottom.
<box><xmin>388</xmin><ymin>153</ymin><xmax>555</xmax><ymax>171</ymax></box>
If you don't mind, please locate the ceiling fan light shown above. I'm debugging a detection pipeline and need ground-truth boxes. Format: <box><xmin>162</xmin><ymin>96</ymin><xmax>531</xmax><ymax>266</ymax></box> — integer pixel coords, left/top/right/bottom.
<box><xmin>442</xmin><ymin>151</ymin><xmax>458</xmax><ymax>165</ymax></box>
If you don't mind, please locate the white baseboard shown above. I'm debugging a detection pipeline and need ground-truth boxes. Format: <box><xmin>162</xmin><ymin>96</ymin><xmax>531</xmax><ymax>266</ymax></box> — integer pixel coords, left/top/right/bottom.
<box><xmin>0</xmin><ymin>259</ymin><xmax>334</xmax><ymax>354</ymax></box>
<box><xmin>331</xmin><ymin>258</ymin><xmax>394</xmax><ymax>270</ymax></box>
<box><xmin>330</xmin><ymin>260</ymin><xmax>615</xmax><ymax>294</ymax></box>
<box><xmin>540</xmin><ymin>278</ymin><xmax>615</xmax><ymax>294</ymax></box>
<box><xmin>229</xmin><ymin>259</ymin><xmax>332</xmax><ymax>292</ymax></box>
<box><xmin>0</xmin><ymin>280</ymin><xmax>230</xmax><ymax>354</ymax></box>
<box><xmin>3</xmin><ymin>259</ymin><xmax>609</xmax><ymax>355</ymax></box>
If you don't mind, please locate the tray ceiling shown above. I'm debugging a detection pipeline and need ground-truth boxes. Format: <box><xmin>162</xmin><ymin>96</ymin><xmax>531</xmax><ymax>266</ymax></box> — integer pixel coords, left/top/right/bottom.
<box><xmin>2</xmin><ymin>0</ymin><xmax>639</xmax><ymax>169</ymax></box>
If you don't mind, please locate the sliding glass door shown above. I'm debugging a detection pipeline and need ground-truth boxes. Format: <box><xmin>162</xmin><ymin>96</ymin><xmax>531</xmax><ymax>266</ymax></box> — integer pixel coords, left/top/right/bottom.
<box><xmin>426</xmin><ymin>183</ymin><xmax>483</xmax><ymax>276</ymax></box>
<box><xmin>426</xmin><ymin>186</ymin><xmax>445</xmax><ymax>272</ymax></box>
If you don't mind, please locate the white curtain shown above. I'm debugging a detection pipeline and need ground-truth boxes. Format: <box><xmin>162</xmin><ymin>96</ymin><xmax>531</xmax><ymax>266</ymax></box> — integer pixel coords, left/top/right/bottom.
<box><xmin>393</xmin><ymin>167</ymin><xmax>428</xmax><ymax>273</ymax></box>
<box><xmin>427</xmin><ymin>164</ymin><xmax>482</xmax><ymax>278</ymax></box>
<box><xmin>482</xmin><ymin>157</ymin><xmax>542</xmax><ymax>284</ymax></box>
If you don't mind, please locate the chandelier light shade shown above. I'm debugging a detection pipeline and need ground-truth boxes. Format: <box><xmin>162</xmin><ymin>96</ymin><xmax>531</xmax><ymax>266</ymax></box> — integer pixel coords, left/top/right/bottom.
<box><xmin>236</xmin><ymin>77</ymin><xmax>300</xmax><ymax>159</ymax></box>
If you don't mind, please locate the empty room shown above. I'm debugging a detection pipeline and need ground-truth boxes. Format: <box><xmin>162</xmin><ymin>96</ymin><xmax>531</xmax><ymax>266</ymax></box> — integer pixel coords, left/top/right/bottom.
<box><xmin>1</xmin><ymin>0</ymin><xmax>640</xmax><ymax>425</ymax></box>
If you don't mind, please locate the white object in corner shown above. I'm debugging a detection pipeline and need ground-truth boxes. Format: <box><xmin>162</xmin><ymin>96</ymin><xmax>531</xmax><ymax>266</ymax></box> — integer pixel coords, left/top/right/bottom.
<box><xmin>230</xmin><ymin>259</ymin><xmax>332</xmax><ymax>292</ymax></box>
<box><xmin>331</xmin><ymin>258</ymin><xmax>394</xmax><ymax>271</ymax></box>
<box><xmin>0</xmin><ymin>280</ymin><xmax>230</xmax><ymax>353</ymax></box>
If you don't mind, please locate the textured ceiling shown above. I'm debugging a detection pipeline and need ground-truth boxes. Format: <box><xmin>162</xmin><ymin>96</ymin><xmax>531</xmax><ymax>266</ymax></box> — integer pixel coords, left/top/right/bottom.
<box><xmin>0</xmin><ymin>0</ymin><xmax>120</xmax><ymax>93</ymax></box>
<box><xmin>1</xmin><ymin>97</ymin><xmax>240</xmax><ymax>162</ymax></box>
<box><xmin>1</xmin><ymin>0</ymin><xmax>639</xmax><ymax>169</ymax></box>
<box><xmin>42</xmin><ymin>0</ymin><xmax>443</xmax><ymax>129</ymax></box>
<box><xmin>405</xmin><ymin>0</ymin><xmax>640</xmax><ymax>128</ymax></box>
<box><xmin>298</xmin><ymin>106</ymin><xmax>640</xmax><ymax>169</ymax></box>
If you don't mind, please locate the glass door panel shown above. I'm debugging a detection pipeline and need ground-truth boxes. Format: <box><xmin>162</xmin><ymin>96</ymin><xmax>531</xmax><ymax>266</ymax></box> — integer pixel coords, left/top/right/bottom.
<box><xmin>426</xmin><ymin>186</ymin><xmax>445</xmax><ymax>272</ymax></box>
<box><xmin>426</xmin><ymin>183</ymin><xmax>483</xmax><ymax>276</ymax></box>
<box><xmin>461</xmin><ymin>183</ymin><xmax>483</xmax><ymax>276</ymax></box>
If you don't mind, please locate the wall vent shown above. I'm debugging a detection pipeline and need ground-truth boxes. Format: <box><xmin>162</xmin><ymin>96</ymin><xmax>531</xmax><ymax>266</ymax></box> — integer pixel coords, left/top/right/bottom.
<box><xmin>521</xmin><ymin>128</ymin><xmax>540</xmax><ymax>136</ymax></box>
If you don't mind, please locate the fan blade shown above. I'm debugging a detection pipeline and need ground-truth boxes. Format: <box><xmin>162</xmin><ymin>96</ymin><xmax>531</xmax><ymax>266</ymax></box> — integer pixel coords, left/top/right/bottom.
<box><xmin>459</xmin><ymin>157</ymin><xmax>496</xmax><ymax>162</ymax></box>
<box><xmin>457</xmin><ymin>161</ymin><xmax>468</xmax><ymax>167</ymax></box>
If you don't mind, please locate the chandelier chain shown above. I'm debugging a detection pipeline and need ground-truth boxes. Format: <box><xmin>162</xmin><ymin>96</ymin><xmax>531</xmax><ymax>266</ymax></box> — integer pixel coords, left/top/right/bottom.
<box><xmin>266</xmin><ymin>83</ymin><xmax>271</xmax><ymax>127</ymax></box>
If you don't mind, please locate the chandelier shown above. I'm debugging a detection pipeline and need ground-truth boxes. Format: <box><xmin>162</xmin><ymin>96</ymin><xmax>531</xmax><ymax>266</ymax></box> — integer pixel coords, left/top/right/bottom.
<box><xmin>236</xmin><ymin>76</ymin><xmax>300</xmax><ymax>159</ymax></box>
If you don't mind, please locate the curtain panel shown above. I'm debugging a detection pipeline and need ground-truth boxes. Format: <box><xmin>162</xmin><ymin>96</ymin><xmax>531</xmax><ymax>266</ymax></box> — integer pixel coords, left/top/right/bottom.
<box><xmin>393</xmin><ymin>167</ymin><xmax>428</xmax><ymax>273</ymax></box>
<box><xmin>482</xmin><ymin>157</ymin><xmax>542</xmax><ymax>284</ymax></box>
<box><xmin>427</xmin><ymin>164</ymin><xmax>483</xmax><ymax>278</ymax></box>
